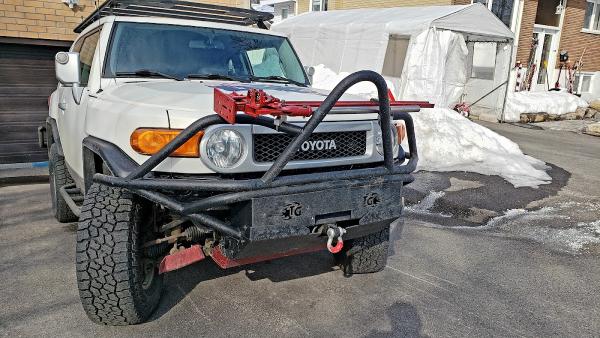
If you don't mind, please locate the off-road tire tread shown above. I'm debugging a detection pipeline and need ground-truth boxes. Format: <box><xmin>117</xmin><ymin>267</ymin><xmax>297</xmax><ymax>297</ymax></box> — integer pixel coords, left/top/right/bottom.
<box><xmin>49</xmin><ymin>144</ymin><xmax>77</xmax><ymax>222</ymax></box>
<box><xmin>76</xmin><ymin>183</ymin><xmax>162</xmax><ymax>325</ymax></box>
<box><xmin>342</xmin><ymin>226</ymin><xmax>390</xmax><ymax>274</ymax></box>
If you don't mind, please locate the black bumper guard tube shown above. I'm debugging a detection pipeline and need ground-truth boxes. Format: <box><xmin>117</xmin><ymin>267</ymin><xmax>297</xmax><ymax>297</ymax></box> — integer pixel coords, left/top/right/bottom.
<box><xmin>93</xmin><ymin>71</ymin><xmax>419</xmax><ymax>239</ymax></box>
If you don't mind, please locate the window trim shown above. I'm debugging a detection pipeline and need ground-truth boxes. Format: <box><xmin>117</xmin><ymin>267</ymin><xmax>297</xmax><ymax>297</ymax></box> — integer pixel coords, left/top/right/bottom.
<box><xmin>72</xmin><ymin>26</ymin><xmax>103</xmax><ymax>86</ymax></box>
<box><xmin>583</xmin><ymin>0</ymin><xmax>600</xmax><ymax>33</ymax></box>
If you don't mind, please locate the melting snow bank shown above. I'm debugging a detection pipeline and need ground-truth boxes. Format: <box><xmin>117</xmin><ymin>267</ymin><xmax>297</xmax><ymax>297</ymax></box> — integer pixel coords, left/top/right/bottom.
<box><xmin>413</xmin><ymin>108</ymin><xmax>551</xmax><ymax>188</ymax></box>
<box><xmin>504</xmin><ymin>91</ymin><xmax>589</xmax><ymax>122</ymax></box>
<box><xmin>310</xmin><ymin>67</ymin><xmax>551</xmax><ymax>187</ymax></box>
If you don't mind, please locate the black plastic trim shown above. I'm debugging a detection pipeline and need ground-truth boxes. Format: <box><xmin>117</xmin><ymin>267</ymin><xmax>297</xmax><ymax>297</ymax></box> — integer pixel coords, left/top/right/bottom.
<box><xmin>46</xmin><ymin>117</ymin><xmax>63</xmax><ymax>156</ymax></box>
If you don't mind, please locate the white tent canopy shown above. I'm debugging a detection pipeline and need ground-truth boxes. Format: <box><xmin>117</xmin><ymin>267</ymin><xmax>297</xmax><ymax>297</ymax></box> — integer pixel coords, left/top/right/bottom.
<box><xmin>273</xmin><ymin>4</ymin><xmax>515</xmax><ymax>116</ymax></box>
<box><xmin>273</xmin><ymin>4</ymin><xmax>513</xmax><ymax>74</ymax></box>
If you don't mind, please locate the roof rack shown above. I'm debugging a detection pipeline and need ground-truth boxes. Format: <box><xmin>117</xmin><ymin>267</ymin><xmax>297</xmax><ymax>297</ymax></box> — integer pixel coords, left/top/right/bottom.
<box><xmin>74</xmin><ymin>0</ymin><xmax>274</xmax><ymax>33</ymax></box>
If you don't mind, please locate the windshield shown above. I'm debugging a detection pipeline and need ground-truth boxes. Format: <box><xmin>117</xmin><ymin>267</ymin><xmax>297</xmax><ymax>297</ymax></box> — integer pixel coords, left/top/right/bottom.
<box><xmin>104</xmin><ymin>22</ymin><xmax>308</xmax><ymax>85</ymax></box>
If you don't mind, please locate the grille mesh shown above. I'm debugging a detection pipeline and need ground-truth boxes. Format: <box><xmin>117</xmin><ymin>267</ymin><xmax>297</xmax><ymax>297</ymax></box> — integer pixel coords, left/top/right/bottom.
<box><xmin>253</xmin><ymin>131</ymin><xmax>367</xmax><ymax>163</ymax></box>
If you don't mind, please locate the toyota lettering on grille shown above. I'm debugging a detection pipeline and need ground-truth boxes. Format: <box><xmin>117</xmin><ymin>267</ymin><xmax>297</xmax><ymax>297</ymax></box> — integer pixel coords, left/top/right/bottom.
<box><xmin>300</xmin><ymin>140</ymin><xmax>337</xmax><ymax>152</ymax></box>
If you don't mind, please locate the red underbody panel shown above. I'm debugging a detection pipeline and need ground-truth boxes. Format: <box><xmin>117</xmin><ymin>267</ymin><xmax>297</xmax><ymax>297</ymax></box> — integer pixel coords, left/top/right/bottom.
<box><xmin>210</xmin><ymin>245</ymin><xmax>325</xmax><ymax>269</ymax></box>
<box><xmin>213</xmin><ymin>88</ymin><xmax>434</xmax><ymax>124</ymax></box>
<box><xmin>158</xmin><ymin>245</ymin><xmax>205</xmax><ymax>274</ymax></box>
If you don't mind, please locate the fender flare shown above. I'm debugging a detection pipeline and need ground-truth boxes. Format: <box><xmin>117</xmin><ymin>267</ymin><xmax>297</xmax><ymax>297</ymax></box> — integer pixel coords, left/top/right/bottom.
<box><xmin>46</xmin><ymin>117</ymin><xmax>63</xmax><ymax>156</ymax></box>
<box><xmin>82</xmin><ymin>136</ymin><xmax>139</xmax><ymax>191</ymax></box>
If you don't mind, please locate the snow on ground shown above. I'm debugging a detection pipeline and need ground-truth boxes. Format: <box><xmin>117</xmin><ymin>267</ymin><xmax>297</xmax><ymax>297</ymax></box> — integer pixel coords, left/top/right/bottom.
<box><xmin>504</xmin><ymin>91</ymin><xmax>589</xmax><ymax>122</ymax></box>
<box><xmin>484</xmin><ymin>208</ymin><xmax>600</xmax><ymax>253</ymax></box>
<box><xmin>413</xmin><ymin>108</ymin><xmax>551</xmax><ymax>188</ymax></box>
<box><xmin>310</xmin><ymin>67</ymin><xmax>551</xmax><ymax>188</ymax></box>
<box><xmin>311</xmin><ymin>64</ymin><xmax>395</xmax><ymax>98</ymax></box>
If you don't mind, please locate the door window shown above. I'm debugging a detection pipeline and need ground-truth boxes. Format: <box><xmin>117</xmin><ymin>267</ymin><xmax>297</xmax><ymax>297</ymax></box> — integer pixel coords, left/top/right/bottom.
<box><xmin>78</xmin><ymin>30</ymin><xmax>101</xmax><ymax>86</ymax></box>
<box><xmin>536</xmin><ymin>34</ymin><xmax>552</xmax><ymax>85</ymax></box>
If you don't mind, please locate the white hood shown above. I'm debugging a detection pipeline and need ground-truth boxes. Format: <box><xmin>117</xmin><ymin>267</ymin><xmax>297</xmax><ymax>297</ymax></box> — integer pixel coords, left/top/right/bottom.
<box><xmin>101</xmin><ymin>80</ymin><xmax>364</xmax><ymax>112</ymax></box>
<box><xmin>86</xmin><ymin>79</ymin><xmax>381</xmax><ymax>175</ymax></box>
<box><xmin>99</xmin><ymin>80</ymin><xmax>377</xmax><ymax>128</ymax></box>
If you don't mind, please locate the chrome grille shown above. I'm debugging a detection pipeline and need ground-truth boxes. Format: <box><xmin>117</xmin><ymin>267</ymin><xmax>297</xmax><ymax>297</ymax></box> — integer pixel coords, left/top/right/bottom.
<box><xmin>253</xmin><ymin>131</ymin><xmax>367</xmax><ymax>163</ymax></box>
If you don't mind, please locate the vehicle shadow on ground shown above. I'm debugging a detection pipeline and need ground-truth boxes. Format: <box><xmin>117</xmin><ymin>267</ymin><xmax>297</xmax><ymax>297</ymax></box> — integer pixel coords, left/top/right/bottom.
<box><xmin>150</xmin><ymin>250</ymin><xmax>337</xmax><ymax>321</ymax></box>
<box><xmin>365</xmin><ymin>302</ymin><xmax>427</xmax><ymax>338</ymax></box>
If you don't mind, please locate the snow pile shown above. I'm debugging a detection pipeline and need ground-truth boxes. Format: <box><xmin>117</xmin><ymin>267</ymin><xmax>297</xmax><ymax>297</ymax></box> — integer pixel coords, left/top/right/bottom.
<box><xmin>310</xmin><ymin>67</ymin><xmax>551</xmax><ymax>188</ymax></box>
<box><xmin>504</xmin><ymin>91</ymin><xmax>589</xmax><ymax>122</ymax></box>
<box><xmin>413</xmin><ymin>108</ymin><xmax>551</xmax><ymax>187</ymax></box>
<box><xmin>311</xmin><ymin>64</ymin><xmax>395</xmax><ymax>99</ymax></box>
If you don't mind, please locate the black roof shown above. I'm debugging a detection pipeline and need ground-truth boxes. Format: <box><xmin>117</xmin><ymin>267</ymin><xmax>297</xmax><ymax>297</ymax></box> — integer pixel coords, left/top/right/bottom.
<box><xmin>74</xmin><ymin>0</ymin><xmax>274</xmax><ymax>33</ymax></box>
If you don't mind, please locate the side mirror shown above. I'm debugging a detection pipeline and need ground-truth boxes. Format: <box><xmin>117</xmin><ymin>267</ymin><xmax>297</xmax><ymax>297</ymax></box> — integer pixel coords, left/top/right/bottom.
<box><xmin>55</xmin><ymin>52</ymin><xmax>84</xmax><ymax>104</ymax></box>
<box><xmin>55</xmin><ymin>52</ymin><xmax>80</xmax><ymax>85</ymax></box>
<box><xmin>304</xmin><ymin>66</ymin><xmax>315</xmax><ymax>84</ymax></box>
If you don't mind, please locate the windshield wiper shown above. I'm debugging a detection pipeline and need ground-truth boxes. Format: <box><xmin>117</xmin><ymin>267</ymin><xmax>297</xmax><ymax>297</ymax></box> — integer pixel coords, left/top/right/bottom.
<box><xmin>115</xmin><ymin>69</ymin><xmax>183</xmax><ymax>81</ymax></box>
<box><xmin>186</xmin><ymin>73</ymin><xmax>246</xmax><ymax>82</ymax></box>
<box><xmin>249</xmin><ymin>75</ymin><xmax>307</xmax><ymax>87</ymax></box>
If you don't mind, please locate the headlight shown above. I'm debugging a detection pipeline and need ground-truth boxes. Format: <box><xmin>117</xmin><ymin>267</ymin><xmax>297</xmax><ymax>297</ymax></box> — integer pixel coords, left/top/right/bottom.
<box><xmin>376</xmin><ymin>125</ymin><xmax>399</xmax><ymax>156</ymax></box>
<box><xmin>205</xmin><ymin>129</ymin><xmax>245</xmax><ymax>168</ymax></box>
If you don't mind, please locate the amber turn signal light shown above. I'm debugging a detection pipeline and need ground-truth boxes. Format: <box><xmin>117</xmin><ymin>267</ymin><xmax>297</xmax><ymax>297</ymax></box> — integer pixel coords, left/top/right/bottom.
<box><xmin>130</xmin><ymin>128</ymin><xmax>204</xmax><ymax>157</ymax></box>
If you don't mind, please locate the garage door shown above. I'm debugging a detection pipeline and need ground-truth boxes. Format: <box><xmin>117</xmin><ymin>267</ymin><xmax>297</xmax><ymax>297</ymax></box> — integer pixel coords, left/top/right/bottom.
<box><xmin>0</xmin><ymin>43</ymin><xmax>68</xmax><ymax>164</ymax></box>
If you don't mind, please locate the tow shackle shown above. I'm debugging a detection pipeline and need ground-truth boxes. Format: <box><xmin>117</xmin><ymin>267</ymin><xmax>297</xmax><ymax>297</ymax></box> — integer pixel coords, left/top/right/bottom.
<box><xmin>326</xmin><ymin>226</ymin><xmax>346</xmax><ymax>254</ymax></box>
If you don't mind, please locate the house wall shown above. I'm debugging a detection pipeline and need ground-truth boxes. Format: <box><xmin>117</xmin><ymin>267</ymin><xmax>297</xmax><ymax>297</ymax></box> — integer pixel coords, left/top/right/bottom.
<box><xmin>515</xmin><ymin>0</ymin><xmax>537</xmax><ymax>64</ymax></box>
<box><xmin>0</xmin><ymin>0</ymin><xmax>97</xmax><ymax>41</ymax></box>
<box><xmin>558</xmin><ymin>0</ymin><xmax>600</xmax><ymax>72</ymax></box>
<box><xmin>0</xmin><ymin>0</ymin><xmax>250</xmax><ymax>42</ymax></box>
<box><xmin>273</xmin><ymin>1</ymin><xmax>296</xmax><ymax>21</ymax></box>
<box><xmin>296</xmin><ymin>0</ymin><xmax>463</xmax><ymax>14</ymax></box>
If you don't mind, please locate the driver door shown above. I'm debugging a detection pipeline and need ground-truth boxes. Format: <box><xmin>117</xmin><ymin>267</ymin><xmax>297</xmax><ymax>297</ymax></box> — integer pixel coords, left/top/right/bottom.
<box><xmin>56</xmin><ymin>28</ymin><xmax>101</xmax><ymax>183</ymax></box>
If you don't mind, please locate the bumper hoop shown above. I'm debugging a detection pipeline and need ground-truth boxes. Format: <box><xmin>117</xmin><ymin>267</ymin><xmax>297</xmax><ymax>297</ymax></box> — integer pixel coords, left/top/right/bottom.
<box><xmin>92</xmin><ymin>71</ymin><xmax>421</xmax><ymax>240</ymax></box>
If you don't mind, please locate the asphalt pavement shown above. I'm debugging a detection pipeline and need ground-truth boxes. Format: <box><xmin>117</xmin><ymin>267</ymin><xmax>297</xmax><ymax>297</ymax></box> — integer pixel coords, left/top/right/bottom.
<box><xmin>1</xmin><ymin>123</ymin><xmax>599</xmax><ymax>337</ymax></box>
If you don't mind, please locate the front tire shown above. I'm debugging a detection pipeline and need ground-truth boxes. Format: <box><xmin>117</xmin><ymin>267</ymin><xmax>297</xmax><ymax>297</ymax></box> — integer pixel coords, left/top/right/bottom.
<box><xmin>49</xmin><ymin>144</ymin><xmax>77</xmax><ymax>223</ymax></box>
<box><xmin>76</xmin><ymin>183</ymin><xmax>163</xmax><ymax>325</ymax></box>
<box><xmin>336</xmin><ymin>225</ymin><xmax>390</xmax><ymax>275</ymax></box>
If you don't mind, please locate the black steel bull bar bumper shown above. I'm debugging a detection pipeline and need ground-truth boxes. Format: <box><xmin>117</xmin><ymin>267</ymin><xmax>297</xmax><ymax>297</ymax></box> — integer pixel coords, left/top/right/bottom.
<box><xmin>92</xmin><ymin>71</ymin><xmax>419</xmax><ymax>239</ymax></box>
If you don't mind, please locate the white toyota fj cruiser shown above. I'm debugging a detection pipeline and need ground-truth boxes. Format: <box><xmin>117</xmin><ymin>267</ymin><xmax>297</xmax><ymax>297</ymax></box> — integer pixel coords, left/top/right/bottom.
<box><xmin>40</xmin><ymin>0</ymin><xmax>424</xmax><ymax>325</ymax></box>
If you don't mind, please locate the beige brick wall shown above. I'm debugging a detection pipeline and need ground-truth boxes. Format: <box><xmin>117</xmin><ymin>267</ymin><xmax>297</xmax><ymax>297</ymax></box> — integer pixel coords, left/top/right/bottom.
<box><xmin>0</xmin><ymin>0</ymin><xmax>97</xmax><ymax>41</ymax></box>
<box><xmin>297</xmin><ymin>0</ymin><xmax>454</xmax><ymax>13</ymax></box>
<box><xmin>0</xmin><ymin>0</ymin><xmax>250</xmax><ymax>42</ymax></box>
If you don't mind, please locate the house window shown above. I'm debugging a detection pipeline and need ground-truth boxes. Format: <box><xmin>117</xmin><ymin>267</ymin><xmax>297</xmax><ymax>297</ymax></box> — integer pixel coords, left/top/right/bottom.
<box><xmin>584</xmin><ymin>0</ymin><xmax>600</xmax><ymax>32</ymax></box>
<box><xmin>574</xmin><ymin>73</ymin><xmax>593</xmax><ymax>93</ymax></box>
<box><xmin>281</xmin><ymin>8</ymin><xmax>288</xmax><ymax>19</ymax></box>
<box><xmin>311</xmin><ymin>0</ymin><xmax>327</xmax><ymax>11</ymax></box>
<box><xmin>473</xmin><ymin>0</ymin><xmax>515</xmax><ymax>28</ymax></box>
